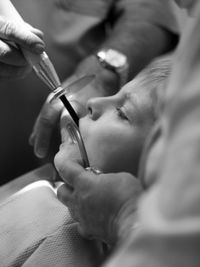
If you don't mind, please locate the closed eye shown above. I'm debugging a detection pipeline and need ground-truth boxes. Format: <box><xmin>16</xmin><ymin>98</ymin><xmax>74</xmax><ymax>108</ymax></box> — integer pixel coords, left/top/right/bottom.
<box><xmin>88</xmin><ymin>106</ymin><xmax>92</xmax><ymax>116</ymax></box>
<box><xmin>116</xmin><ymin>107</ymin><xmax>129</xmax><ymax>121</ymax></box>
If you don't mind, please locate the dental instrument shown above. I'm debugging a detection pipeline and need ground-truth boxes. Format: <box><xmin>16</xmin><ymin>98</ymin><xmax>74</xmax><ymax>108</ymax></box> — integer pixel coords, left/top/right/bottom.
<box><xmin>65</xmin><ymin>117</ymin><xmax>90</xmax><ymax>168</ymax></box>
<box><xmin>1</xmin><ymin>0</ymin><xmax>94</xmax><ymax>167</ymax></box>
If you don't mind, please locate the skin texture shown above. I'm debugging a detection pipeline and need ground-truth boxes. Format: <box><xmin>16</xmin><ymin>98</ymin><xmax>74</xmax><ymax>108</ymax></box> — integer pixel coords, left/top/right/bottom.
<box><xmin>54</xmin><ymin>77</ymin><xmax>155</xmax><ymax>245</ymax></box>
<box><xmin>55</xmin><ymin>79</ymin><xmax>155</xmax><ymax>176</ymax></box>
<box><xmin>53</xmin><ymin>55</ymin><xmax>172</xmax><ymax>246</ymax></box>
<box><xmin>102</xmin><ymin>4</ymin><xmax>200</xmax><ymax>267</ymax></box>
<box><xmin>56</xmin><ymin>163</ymin><xmax>142</xmax><ymax>245</ymax></box>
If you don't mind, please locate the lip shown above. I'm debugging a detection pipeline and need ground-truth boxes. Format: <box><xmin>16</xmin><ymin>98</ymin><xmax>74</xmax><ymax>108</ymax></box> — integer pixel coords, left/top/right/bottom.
<box><xmin>59</xmin><ymin>140</ymin><xmax>74</xmax><ymax>151</ymax></box>
<box><xmin>59</xmin><ymin>114</ymin><xmax>90</xmax><ymax>167</ymax></box>
<box><xmin>67</xmin><ymin>124</ymin><xmax>78</xmax><ymax>144</ymax></box>
<box><xmin>61</xmin><ymin>115</ymin><xmax>79</xmax><ymax>144</ymax></box>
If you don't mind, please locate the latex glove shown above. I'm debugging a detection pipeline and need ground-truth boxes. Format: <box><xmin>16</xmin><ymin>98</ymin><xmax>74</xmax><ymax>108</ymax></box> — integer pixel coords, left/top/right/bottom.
<box><xmin>29</xmin><ymin>92</ymin><xmax>85</xmax><ymax>158</ymax></box>
<box><xmin>30</xmin><ymin>55</ymin><xmax>119</xmax><ymax>159</ymax></box>
<box><xmin>0</xmin><ymin>16</ymin><xmax>44</xmax><ymax>80</ymax></box>
<box><xmin>55</xmin><ymin>158</ymin><xmax>142</xmax><ymax>246</ymax></box>
<box><xmin>29</xmin><ymin>94</ymin><xmax>63</xmax><ymax>158</ymax></box>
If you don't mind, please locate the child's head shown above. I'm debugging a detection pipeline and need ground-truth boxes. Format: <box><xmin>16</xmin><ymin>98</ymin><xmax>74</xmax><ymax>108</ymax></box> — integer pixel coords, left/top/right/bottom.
<box><xmin>55</xmin><ymin>56</ymin><xmax>171</xmax><ymax>176</ymax></box>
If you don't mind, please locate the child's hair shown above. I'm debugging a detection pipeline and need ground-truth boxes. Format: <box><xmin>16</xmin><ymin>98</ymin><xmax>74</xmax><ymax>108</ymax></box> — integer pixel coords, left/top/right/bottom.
<box><xmin>135</xmin><ymin>54</ymin><xmax>172</xmax><ymax>121</ymax></box>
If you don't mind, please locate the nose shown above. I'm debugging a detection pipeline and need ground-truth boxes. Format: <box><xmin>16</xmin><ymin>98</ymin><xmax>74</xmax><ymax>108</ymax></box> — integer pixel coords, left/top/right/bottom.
<box><xmin>87</xmin><ymin>97</ymin><xmax>110</xmax><ymax>120</ymax></box>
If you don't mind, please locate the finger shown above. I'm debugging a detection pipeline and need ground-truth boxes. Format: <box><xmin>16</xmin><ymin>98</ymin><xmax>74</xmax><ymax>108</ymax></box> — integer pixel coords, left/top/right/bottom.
<box><xmin>30</xmin><ymin>96</ymin><xmax>63</xmax><ymax>158</ymax></box>
<box><xmin>29</xmin><ymin>28</ymin><xmax>44</xmax><ymax>40</ymax></box>
<box><xmin>28</xmin><ymin>132</ymin><xmax>35</xmax><ymax>146</ymax></box>
<box><xmin>57</xmin><ymin>184</ymin><xmax>80</xmax><ymax>221</ymax></box>
<box><xmin>0</xmin><ymin>61</ymin><xmax>31</xmax><ymax>80</ymax></box>
<box><xmin>30</xmin><ymin>114</ymin><xmax>53</xmax><ymax>158</ymax></box>
<box><xmin>0</xmin><ymin>17</ymin><xmax>45</xmax><ymax>54</ymax></box>
<box><xmin>0</xmin><ymin>39</ymin><xmax>27</xmax><ymax>66</ymax></box>
<box><xmin>57</xmin><ymin>183</ymin><xmax>73</xmax><ymax>205</ymax></box>
<box><xmin>54</xmin><ymin>157</ymin><xmax>84</xmax><ymax>186</ymax></box>
<box><xmin>32</xmin><ymin>124</ymin><xmax>52</xmax><ymax>158</ymax></box>
<box><xmin>24</xmin><ymin>23</ymin><xmax>44</xmax><ymax>40</ymax></box>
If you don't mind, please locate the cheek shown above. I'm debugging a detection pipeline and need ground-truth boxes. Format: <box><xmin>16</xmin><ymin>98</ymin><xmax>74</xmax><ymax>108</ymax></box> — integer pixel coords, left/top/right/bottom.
<box><xmin>82</xmin><ymin>122</ymin><xmax>143</xmax><ymax>174</ymax></box>
<box><xmin>103</xmin><ymin>134</ymin><xmax>143</xmax><ymax>174</ymax></box>
<box><xmin>82</xmin><ymin>128</ymin><xmax>111</xmax><ymax>169</ymax></box>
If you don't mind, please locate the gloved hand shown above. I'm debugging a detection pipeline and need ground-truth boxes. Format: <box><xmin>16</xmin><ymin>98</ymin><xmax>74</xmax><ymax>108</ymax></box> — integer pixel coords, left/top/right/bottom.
<box><xmin>29</xmin><ymin>55</ymin><xmax>119</xmax><ymax>158</ymax></box>
<box><xmin>29</xmin><ymin>94</ymin><xmax>63</xmax><ymax>159</ymax></box>
<box><xmin>55</xmin><ymin>156</ymin><xmax>142</xmax><ymax>246</ymax></box>
<box><xmin>0</xmin><ymin>16</ymin><xmax>44</xmax><ymax>80</ymax></box>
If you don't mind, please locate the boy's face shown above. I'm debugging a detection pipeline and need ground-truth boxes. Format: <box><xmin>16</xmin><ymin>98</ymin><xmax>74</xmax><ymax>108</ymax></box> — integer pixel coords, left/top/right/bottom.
<box><xmin>55</xmin><ymin>80</ymin><xmax>154</xmax><ymax>176</ymax></box>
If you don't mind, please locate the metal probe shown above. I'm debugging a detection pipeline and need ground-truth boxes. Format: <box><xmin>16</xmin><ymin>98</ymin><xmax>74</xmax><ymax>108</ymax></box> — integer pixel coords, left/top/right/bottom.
<box><xmin>30</xmin><ymin>51</ymin><xmax>79</xmax><ymax>126</ymax></box>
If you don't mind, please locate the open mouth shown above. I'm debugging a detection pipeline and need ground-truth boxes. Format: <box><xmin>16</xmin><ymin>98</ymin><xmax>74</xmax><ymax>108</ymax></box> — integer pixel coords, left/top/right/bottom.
<box><xmin>66</xmin><ymin>124</ymin><xmax>78</xmax><ymax>144</ymax></box>
<box><xmin>60</xmin><ymin>113</ymin><xmax>90</xmax><ymax>168</ymax></box>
